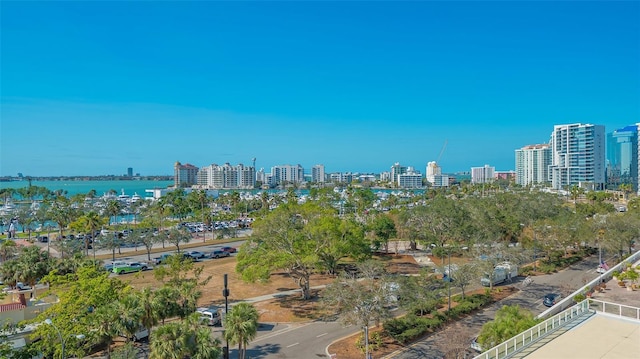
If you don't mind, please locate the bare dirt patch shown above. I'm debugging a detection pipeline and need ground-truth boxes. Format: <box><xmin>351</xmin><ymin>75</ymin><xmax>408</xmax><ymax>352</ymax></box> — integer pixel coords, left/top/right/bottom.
<box><xmin>124</xmin><ymin>253</ymin><xmax>421</xmax><ymax>324</ymax></box>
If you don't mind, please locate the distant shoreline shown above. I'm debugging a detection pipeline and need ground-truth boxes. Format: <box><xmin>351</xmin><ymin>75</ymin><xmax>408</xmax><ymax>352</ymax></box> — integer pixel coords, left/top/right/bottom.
<box><xmin>0</xmin><ymin>175</ymin><xmax>172</xmax><ymax>182</ymax></box>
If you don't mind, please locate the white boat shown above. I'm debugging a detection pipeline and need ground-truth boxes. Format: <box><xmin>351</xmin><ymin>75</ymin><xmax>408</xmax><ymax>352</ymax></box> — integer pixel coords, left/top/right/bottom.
<box><xmin>117</xmin><ymin>189</ymin><xmax>131</xmax><ymax>203</ymax></box>
<box><xmin>131</xmin><ymin>192</ymin><xmax>142</xmax><ymax>203</ymax></box>
<box><xmin>0</xmin><ymin>200</ymin><xmax>16</xmax><ymax>215</ymax></box>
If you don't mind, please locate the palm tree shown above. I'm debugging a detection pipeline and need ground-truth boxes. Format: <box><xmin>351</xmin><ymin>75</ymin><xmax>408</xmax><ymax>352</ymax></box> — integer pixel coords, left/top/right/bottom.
<box><xmin>260</xmin><ymin>191</ymin><xmax>270</xmax><ymax>213</ymax></box>
<box><xmin>137</xmin><ymin>287</ymin><xmax>160</xmax><ymax>336</ymax></box>
<box><xmin>188</xmin><ymin>190</ymin><xmax>208</xmax><ymax>241</ymax></box>
<box><xmin>224</xmin><ymin>302</ymin><xmax>259</xmax><ymax>359</ymax></box>
<box><xmin>0</xmin><ymin>259</ymin><xmax>20</xmax><ymax>287</ymax></box>
<box><xmin>84</xmin><ymin>211</ymin><xmax>106</xmax><ymax>258</ymax></box>
<box><xmin>105</xmin><ymin>200</ymin><xmax>122</xmax><ymax>227</ymax></box>
<box><xmin>189</xmin><ymin>324</ymin><xmax>222</xmax><ymax>359</ymax></box>
<box><xmin>0</xmin><ymin>240</ymin><xmax>17</xmax><ymax>262</ymax></box>
<box><xmin>16</xmin><ymin>246</ymin><xmax>51</xmax><ymax>298</ymax></box>
<box><xmin>115</xmin><ymin>294</ymin><xmax>144</xmax><ymax>343</ymax></box>
<box><xmin>149</xmin><ymin>322</ymin><xmax>184</xmax><ymax>359</ymax></box>
<box><xmin>619</xmin><ymin>183</ymin><xmax>633</xmax><ymax>201</ymax></box>
<box><xmin>71</xmin><ymin>211</ymin><xmax>106</xmax><ymax>257</ymax></box>
<box><xmin>91</xmin><ymin>303</ymin><xmax>121</xmax><ymax>359</ymax></box>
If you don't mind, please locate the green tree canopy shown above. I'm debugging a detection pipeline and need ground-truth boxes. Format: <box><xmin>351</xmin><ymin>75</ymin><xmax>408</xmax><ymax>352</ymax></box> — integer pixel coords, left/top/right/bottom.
<box><xmin>236</xmin><ymin>202</ymin><xmax>339</xmax><ymax>299</ymax></box>
<box><xmin>477</xmin><ymin>305</ymin><xmax>539</xmax><ymax>349</ymax></box>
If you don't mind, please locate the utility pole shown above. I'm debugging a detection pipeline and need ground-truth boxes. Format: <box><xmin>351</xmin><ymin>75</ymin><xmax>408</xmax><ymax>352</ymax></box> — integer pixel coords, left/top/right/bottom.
<box><xmin>223</xmin><ymin>274</ymin><xmax>230</xmax><ymax>359</ymax></box>
<box><xmin>448</xmin><ymin>249</ymin><xmax>452</xmax><ymax>312</ymax></box>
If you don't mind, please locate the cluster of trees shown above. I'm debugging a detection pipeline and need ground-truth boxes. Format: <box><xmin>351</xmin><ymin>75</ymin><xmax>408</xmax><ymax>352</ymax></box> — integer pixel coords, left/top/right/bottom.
<box><xmin>3</xmin><ymin>183</ymin><xmax>639</xmax><ymax>357</ymax></box>
<box><xmin>0</xmin><ymin>247</ymin><xmax>259</xmax><ymax>359</ymax></box>
<box><xmin>239</xmin><ymin>188</ymin><xmax>640</xmax><ymax>302</ymax></box>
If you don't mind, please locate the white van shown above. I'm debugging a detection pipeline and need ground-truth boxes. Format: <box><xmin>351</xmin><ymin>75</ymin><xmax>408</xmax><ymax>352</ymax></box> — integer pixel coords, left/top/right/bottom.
<box><xmin>196</xmin><ymin>306</ymin><xmax>221</xmax><ymax>326</ymax></box>
<box><xmin>120</xmin><ymin>326</ymin><xmax>149</xmax><ymax>341</ymax></box>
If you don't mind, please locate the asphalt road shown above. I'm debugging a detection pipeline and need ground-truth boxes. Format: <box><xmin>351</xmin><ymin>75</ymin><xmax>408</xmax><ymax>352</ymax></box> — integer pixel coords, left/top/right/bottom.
<box><xmin>102</xmin><ymin>239</ymin><xmax>246</xmax><ymax>269</ymax></box>
<box><xmin>382</xmin><ymin>254</ymin><xmax>604</xmax><ymax>359</ymax></box>
<box><xmin>187</xmin><ymin>251</ymin><xmax>606</xmax><ymax>359</ymax></box>
<box><xmin>244</xmin><ymin>321</ymin><xmax>357</xmax><ymax>359</ymax></box>
<box><xmin>81</xmin><ymin>249</ymin><xmax>608</xmax><ymax>359</ymax></box>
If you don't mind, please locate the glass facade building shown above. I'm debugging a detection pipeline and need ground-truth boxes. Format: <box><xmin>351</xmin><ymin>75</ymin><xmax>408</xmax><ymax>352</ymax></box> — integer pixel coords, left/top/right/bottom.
<box><xmin>606</xmin><ymin>125</ymin><xmax>638</xmax><ymax>190</ymax></box>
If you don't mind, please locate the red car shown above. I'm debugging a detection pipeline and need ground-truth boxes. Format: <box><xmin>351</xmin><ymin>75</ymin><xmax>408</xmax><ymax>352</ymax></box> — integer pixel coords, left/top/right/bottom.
<box><xmin>221</xmin><ymin>246</ymin><xmax>237</xmax><ymax>254</ymax></box>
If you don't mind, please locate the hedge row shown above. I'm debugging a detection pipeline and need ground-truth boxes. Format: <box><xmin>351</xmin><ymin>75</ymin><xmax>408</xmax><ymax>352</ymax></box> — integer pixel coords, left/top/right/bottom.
<box><xmin>383</xmin><ymin>292</ymin><xmax>494</xmax><ymax>344</ymax></box>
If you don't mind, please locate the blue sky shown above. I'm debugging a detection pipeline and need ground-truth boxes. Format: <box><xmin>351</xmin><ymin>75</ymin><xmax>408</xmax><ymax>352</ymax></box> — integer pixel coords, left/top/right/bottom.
<box><xmin>1</xmin><ymin>1</ymin><xmax>639</xmax><ymax>177</ymax></box>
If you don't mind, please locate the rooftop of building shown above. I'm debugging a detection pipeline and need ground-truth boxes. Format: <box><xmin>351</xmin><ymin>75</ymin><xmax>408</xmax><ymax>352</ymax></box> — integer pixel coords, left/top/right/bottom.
<box><xmin>524</xmin><ymin>314</ymin><xmax>640</xmax><ymax>359</ymax></box>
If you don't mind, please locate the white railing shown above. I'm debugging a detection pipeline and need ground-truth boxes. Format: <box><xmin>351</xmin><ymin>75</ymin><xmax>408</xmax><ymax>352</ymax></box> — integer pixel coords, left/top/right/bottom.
<box><xmin>473</xmin><ymin>300</ymin><xmax>592</xmax><ymax>359</ymax></box>
<box><xmin>537</xmin><ymin>249</ymin><xmax>640</xmax><ymax>319</ymax></box>
<box><xmin>589</xmin><ymin>299</ymin><xmax>640</xmax><ymax>321</ymax></box>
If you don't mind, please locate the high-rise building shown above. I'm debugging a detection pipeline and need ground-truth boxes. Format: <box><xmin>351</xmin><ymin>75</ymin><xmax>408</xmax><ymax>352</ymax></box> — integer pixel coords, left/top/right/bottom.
<box><xmin>549</xmin><ymin>123</ymin><xmax>606</xmax><ymax>190</ymax></box>
<box><xmin>329</xmin><ymin>172</ymin><xmax>354</xmax><ymax>184</ymax></box>
<box><xmin>397</xmin><ymin>167</ymin><xmax>422</xmax><ymax>188</ymax></box>
<box><xmin>471</xmin><ymin>165</ymin><xmax>495</xmax><ymax>184</ymax></box>
<box><xmin>270</xmin><ymin>164</ymin><xmax>305</xmax><ymax>186</ymax></box>
<box><xmin>312</xmin><ymin>165</ymin><xmax>326</xmax><ymax>183</ymax></box>
<box><xmin>390</xmin><ymin>162</ymin><xmax>407</xmax><ymax>183</ymax></box>
<box><xmin>197</xmin><ymin>163</ymin><xmax>255</xmax><ymax>189</ymax></box>
<box><xmin>174</xmin><ymin>161</ymin><xmax>199</xmax><ymax>188</ymax></box>
<box><xmin>426</xmin><ymin>161</ymin><xmax>449</xmax><ymax>187</ymax></box>
<box><xmin>127</xmin><ymin>167</ymin><xmax>133</xmax><ymax>177</ymax></box>
<box><xmin>515</xmin><ymin>144</ymin><xmax>552</xmax><ymax>186</ymax></box>
<box><xmin>606</xmin><ymin>125</ymin><xmax>638</xmax><ymax>191</ymax></box>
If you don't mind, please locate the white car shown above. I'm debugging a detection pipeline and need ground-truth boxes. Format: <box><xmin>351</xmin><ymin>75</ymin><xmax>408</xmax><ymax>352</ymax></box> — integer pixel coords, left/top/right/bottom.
<box><xmin>596</xmin><ymin>266</ymin><xmax>606</xmax><ymax>274</ymax></box>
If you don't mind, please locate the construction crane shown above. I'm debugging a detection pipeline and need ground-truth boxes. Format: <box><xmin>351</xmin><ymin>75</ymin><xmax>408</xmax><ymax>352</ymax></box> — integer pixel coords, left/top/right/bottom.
<box><xmin>436</xmin><ymin>140</ymin><xmax>448</xmax><ymax>163</ymax></box>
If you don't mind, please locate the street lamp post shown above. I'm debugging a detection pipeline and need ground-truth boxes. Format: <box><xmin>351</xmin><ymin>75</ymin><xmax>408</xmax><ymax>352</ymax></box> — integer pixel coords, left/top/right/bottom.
<box><xmin>533</xmin><ymin>228</ymin><xmax>537</xmax><ymax>272</ymax></box>
<box><xmin>447</xmin><ymin>249</ymin><xmax>452</xmax><ymax>312</ymax></box>
<box><xmin>45</xmin><ymin>319</ymin><xmax>64</xmax><ymax>359</ymax></box>
<box><xmin>45</xmin><ymin>318</ymin><xmax>85</xmax><ymax>359</ymax></box>
<box><xmin>223</xmin><ymin>274</ymin><xmax>230</xmax><ymax>359</ymax></box>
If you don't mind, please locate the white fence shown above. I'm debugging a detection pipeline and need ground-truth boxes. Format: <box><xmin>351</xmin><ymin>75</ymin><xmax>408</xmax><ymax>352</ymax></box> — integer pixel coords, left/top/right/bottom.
<box><xmin>589</xmin><ymin>299</ymin><xmax>640</xmax><ymax>321</ymax></box>
<box><xmin>473</xmin><ymin>300</ymin><xmax>592</xmax><ymax>359</ymax></box>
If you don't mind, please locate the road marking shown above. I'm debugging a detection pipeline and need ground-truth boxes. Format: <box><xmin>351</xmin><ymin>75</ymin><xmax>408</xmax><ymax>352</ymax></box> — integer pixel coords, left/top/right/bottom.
<box><xmin>287</xmin><ymin>342</ymin><xmax>299</xmax><ymax>348</ymax></box>
<box><xmin>317</xmin><ymin>332</ymin><xmax>328</xmax><ymax>338</ymax></box>
<box><xmin>252</xmin><ymin>323</ymin><xmax>312</xmax><ymax>343</ymax></box>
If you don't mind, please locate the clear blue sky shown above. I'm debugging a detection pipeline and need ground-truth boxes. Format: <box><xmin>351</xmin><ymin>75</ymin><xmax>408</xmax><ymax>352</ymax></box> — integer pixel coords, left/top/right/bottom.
<box><xmin>1</xmin><ymin>1</ymin><xmax>639</xmax><ymax>177</ymax></box>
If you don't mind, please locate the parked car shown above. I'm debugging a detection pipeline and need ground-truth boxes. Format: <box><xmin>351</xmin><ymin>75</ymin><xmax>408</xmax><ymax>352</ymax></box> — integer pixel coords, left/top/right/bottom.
<box><xmin>186</xmin><ymin>251</ymin><xmax>206</xmax><ymax>260</ymax></box>
<box><xmin>221</xmin><ymin>246</ymin><xmax>237</xmax><ymax>254</ymax></box>
<box><xmin>196</xmin><ymin>306</ymin><xmax>221</xmax><ymax>326</ymax></box>
<box><xmin>103</xmin><ymin>261</ymin><xmax>127</xmax><ymax>272</ymax></box>
<box><xmin>36</xmin><ymin>235</ymin><xmax>48</xmax><ymax>243</ymax></box>
<box><xmin>208</xmin><ymin>249</ymin><xmax>231</xmax><ymax>259</ymax></box>
<box><xmin>113</xmin><ymin>262</ymin><xmax>148</xmax><ymax>275</ymax></box>
<box><xmin>153</xmin><ymin>253</ymin><xmax>173</xmax><ymax>265</ymax></box>
<box><xmin>543</xmin><ymin>293</ymin><xmax>562</xmax><ymax>307</ymax></box>
<box><xmin>16</xmin><ymin>282</ymin><xmax>31</xmax><ymax>291</ymax></box>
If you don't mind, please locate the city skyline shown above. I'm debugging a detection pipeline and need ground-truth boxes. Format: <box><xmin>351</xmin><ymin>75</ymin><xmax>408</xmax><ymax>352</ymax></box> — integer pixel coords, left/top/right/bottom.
<box><xmin>1</xmin><ymin>1</ymin><xmax>638</xmax><ymax>177</ymax></box>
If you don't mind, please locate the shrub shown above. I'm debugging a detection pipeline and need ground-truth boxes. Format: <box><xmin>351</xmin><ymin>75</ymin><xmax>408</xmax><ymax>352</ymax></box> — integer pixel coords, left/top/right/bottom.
<box><xmin>410</xmin><ymin>300</ymin><xmax>440</xmax><ymax>316</ymax></box>
<box><xmin>519</xmin><ymin>265</ymin><xmax>533</xmax><ymax>276</ymax></box>
<box><xmin>538</xmin><ymin>262</ymin><xmax>556</xmax><ymax>274</ymax></box>
<box><xmin>356</xmin><ymin>330</ymin><xmax>383</xmax><ymax>353</ymax></box>
<box><xmin>383</xmin><ymin>317</ymin><xmax>413</xmax><ymax>338</ymax></box>
<box><xmin>383</xmin><ymin>315</ymin><xmax>444</xmax><ymax>344</ymax></box>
